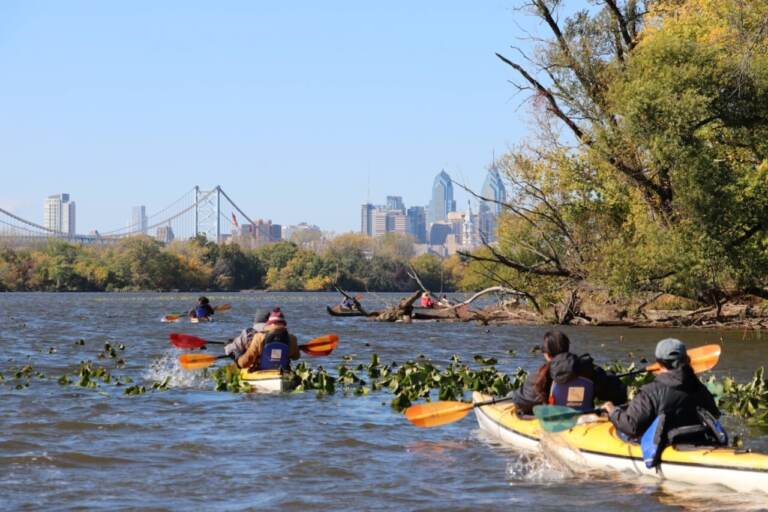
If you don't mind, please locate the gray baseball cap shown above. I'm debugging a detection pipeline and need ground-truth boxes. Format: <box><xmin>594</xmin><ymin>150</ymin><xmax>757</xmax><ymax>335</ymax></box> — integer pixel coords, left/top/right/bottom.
<box><xmin>655</xmin><ymin>338</ymin><xmax>687</xmax><ymax>366</ymax></box>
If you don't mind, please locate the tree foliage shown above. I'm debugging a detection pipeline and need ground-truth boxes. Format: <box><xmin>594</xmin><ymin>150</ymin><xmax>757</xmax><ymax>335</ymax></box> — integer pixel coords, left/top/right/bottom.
<box><xmin>463</xmin><ymin>0</ymin><xmax>768</xmax><ymax>315</ymax></box>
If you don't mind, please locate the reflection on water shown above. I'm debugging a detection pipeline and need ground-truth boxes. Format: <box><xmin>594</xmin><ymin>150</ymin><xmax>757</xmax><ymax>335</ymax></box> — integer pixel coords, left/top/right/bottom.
<box><xmin>0</xmin><ymin>292</ymin><xmax>767</xmax><ymax>510</ymax></box>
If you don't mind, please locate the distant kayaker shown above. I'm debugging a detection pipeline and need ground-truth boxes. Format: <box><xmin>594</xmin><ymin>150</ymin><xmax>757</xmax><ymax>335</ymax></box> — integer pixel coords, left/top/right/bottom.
<box><xmin>420</xmin><ymin>292</ymin><xmax>435</xmax><ymax>309</ymax></box>
<box><xmin>235</xmin><ymin>308</ymin><xmax>300</xmax><ymax>371</ymax></box>
<box><xmin>507</xmin><ymin>331</ymin><xmax>627</xmax><ymax>415</ymax></box>
<box><xmin>601</xmin><ymin>339</ymin><xmax>725</xmax><ymax>453</ymax></box>
<box><xmin>224</xmin><ymin>309</ymin><xmax>271</xmax><ymax>361</ymax></box>
<box><xmin>341</xmin><ymin>297</ymin><xmax>356</xmax><ymax>310</ymax></box>
<box><xmin>189</xmin><ymin>296</ymin><xmax>215</xmax><ymax>320</ymax></box>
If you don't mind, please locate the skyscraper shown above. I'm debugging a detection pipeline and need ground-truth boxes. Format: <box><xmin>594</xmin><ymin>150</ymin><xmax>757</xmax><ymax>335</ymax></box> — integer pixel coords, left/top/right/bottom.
<box><xmin>478</xmin><ymin>166</ymin><xmax>507</xmax><ymax>243</ymax></box>
<box><xmin>44</xmin><ymin>193</ymin><xmax>76</xmax><ymax>235</ymax></box>
<box><xmin>132</xmin><ymin>205</ymin><xmax>148</xmax><ymax>234</ymax></box>
<box><xmin>406</xmin><ymin>206</ymin><xmax>427</xmax><ymax>243</ymax></box>
<box><xmin>428</xmin><ymin>170</ymin><xmax>456</xmax><ymax>225</ymax></box>
<box><xmin>361</xmin><ymin>203</ymin><xmax>375</xmax><ymax>236</ymax></box>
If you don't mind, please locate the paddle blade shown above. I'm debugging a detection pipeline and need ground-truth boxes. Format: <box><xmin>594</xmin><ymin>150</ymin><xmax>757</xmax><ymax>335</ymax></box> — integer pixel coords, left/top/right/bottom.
<box><xmin>214</xmin><ymin>303</ymin><xmax>231</xmax><ymax>312</ymax></box>
<box><xmin>688</xmin><ymin>344</ymin><xmax>721</xmax><ymax>374</ymax></box>
<box><xmin>162</xmin><ymin>314</ymin><xmax>183</xmax><ymax>322</ymax></box>
<box><xmin>405</xmin><ymin>401</ymin><xmax>474</xmax><ymax>428</ymax></box>
<box><xmin>178</xmin><ymin>353</ymin><xmax>219</xmax><ymax>370</ymax></box>
<box><xmin>299</xmin><ymin>334</ymin><xmax>339</xmax><ymax>356</ymax></box>
<box><xmin>644</xmin><ymin>343</ymin><xmax>721</xmax><ymax>374</ymax></box>
<box><xmin>169</xmin><ymin>333</ymin><xmax>208</xmax><ymax>349</ymax></box>
<box><xmin>533</xmin><ymin>405</ymin><xmax>582</xmax><ymax>433</ymax></box>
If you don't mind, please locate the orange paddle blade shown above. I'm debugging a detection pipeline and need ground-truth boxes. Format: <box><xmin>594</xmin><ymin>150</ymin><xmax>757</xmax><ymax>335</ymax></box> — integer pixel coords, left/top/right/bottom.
<box><xmin>300</xmin><ymin>334</ymin><xmax>339</xmax><ymax>356</ymax></box>
<box><xmin>179</xmin><ymin>353</ymin><xmax>220</xmax><ymax>370</ymax></box>
<box><xmin>688</xmin><ymin>344</ymin><xmax>721</xmax><ymax>373</ymax></box>
<box><xmin>214</xmin><ymin>303</ymin><xmax>231</xmax><ymax>312</ymax></box>
<box><xmin>163</xmin><ymin>314</ymin><xmax>183</xmax><ymax>322</ymax></box>
<box><xmin>405</xmin><ymin>401</ymin><xmax>474</xmax><ymax>428</ymax></box>
<box><xmin>644</xmin><ymin>344</ymin><xmax>721</xmax><ymax>374</ymax></box>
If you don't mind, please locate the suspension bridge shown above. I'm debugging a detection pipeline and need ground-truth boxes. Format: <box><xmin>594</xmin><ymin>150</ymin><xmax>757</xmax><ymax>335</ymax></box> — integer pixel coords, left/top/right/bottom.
<box><xmin>0</xmin><ymin>186</ymin><xmax>269</xmax><ymax>247</ymax></box>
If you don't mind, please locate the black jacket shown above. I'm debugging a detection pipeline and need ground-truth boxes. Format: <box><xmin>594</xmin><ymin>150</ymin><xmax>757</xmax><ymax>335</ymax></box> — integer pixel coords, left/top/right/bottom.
<box><xmin>609</xmin><ymin>365</ymin><xmax>720</xmax><ymax>439</ymax></box>
<box><xmin>509</xmin><ymin>353</ymin><xmax>628</xmax><ymax>415</ymax></box>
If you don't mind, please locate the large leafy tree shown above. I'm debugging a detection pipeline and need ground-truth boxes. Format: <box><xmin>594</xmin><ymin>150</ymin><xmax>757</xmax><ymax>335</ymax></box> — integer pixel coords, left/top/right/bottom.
<box><xmin>468</xmin><ymin>0</ymin><xmax>768</xmax><ymax>315</ymax></box>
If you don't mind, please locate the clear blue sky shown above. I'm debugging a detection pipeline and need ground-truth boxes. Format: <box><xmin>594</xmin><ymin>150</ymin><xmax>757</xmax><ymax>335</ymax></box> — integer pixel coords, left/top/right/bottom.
<box><xmin>0</xmin><ymin>1</ymin><xmax>563</xmax><ymax>233</ymax></box>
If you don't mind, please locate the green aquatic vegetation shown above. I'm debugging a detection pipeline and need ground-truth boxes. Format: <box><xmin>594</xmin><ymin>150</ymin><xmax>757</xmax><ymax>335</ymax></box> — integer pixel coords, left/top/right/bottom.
<box><xmin>211</xmin><ymin>365</ymin><xmax>252</xmax><ymax>393</ymax></box>
<box><xmin>290</xmin><ymin>362</ymin><xmax>336</xmax><ymax>395</ymax></box>
<box><xmin>707</xmin><ymin>368</ymin><xmax>768</xmax><ymax>428</ymax></box>
<box><xmin>124</xmin><ymin>385</ymin><xmax>146</xmax><ymax>395</ymax></box>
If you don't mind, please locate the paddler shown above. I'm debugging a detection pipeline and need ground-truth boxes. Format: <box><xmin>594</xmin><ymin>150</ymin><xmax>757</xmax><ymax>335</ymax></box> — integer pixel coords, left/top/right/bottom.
<box><xmin>189</xmin><ymin>296</ymin><xmax>215</xmax><ymax>320</ymax></box>
<box><xmin>601</xmin><ymin>338</ymin><xmax>726</xmax><ymax>460</ymax></box>
<box><xmin>235</xmin><ymin>308</ymin><xmax>300</xmax><ymax>371</ymax></box>
<box><xmin>420</xmin><ymin>292</ymin><xmax>435</xmax><ymax>308</ymax></box>
<box><xmin>507</xmin><ymin>331</ymin><xmax>627</xmax><ymax>414</ymax></box>
<box><xmin>224</xmin><ymin>309</ymin><xmax>271</xmax><ymax>361</ymax></box>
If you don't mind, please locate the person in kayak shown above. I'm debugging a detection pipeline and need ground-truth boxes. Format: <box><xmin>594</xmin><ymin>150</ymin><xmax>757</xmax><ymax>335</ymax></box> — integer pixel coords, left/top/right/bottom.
<box><xmin>508</xmin><ymin>331</ymin><xmax>627</xmax><ymax>415</ymax></box>
<box><xmin>235</xmin><ymin>308</ymin><xmax>300</xmax><ymax>371</ymax></box>
<box><xmin>601</xmin><ymin>338</ymin><xmax>724</xmax><ymax>449</ymax></box>
<box><xmin>223</xmin><ymin>309</ymin><xmax>271</xmax><ymax>361</ymax></box>
<box><xmin>189</xmin><ymin>296</ymin><xmax>215</xmax><ymax>320</ymax></box>
<box><xmin>420</xmin><ymin>292</ymin><xmax>435</xmax><ymax>308</ymax></box>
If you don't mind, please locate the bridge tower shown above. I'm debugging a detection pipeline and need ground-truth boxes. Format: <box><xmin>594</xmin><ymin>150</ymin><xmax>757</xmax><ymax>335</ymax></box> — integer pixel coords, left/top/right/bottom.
<box><xmin>195</xmin><ymin>186</ymin><xmax>222</xmax><ymax>243</ymax></box>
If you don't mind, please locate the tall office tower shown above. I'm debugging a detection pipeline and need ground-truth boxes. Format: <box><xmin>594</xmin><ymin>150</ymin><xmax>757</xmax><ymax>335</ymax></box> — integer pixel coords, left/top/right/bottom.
<box><xmin>361</xmin><ymin>203</ymin><xmax>376</xmax><ymax>236</ymax></box>
<box><xmin>132</xmin><ymin>205</ymin><xmax>148</xmax><ymax>234</ymax></box>
<box><xmin>386</xmin><ymin>195</ymin><xmax>406</xmax><ymax>213</ymax></box>
<box><xmin>428</xmin><ymin>170</ymin><xmax>456</xmax><ymax>225</ymax></box>
<box><xmin>478</xmin><ymin>166</ymin><xmax>507</xmax><ymax>243</ymax></box>
<box><xmin>371</xmin><ymin>208</ymin><xmax>388</xmax><ymax>238</ymax></box>
<box><xmin>44</xmin><ymin>193</ymin><xmax>76</xmax><ymax>235</ymax></box>
<box><xmin>406</xmin><ymin>206</ymin><xmax>427</xmax><ymax>243</ymax></box>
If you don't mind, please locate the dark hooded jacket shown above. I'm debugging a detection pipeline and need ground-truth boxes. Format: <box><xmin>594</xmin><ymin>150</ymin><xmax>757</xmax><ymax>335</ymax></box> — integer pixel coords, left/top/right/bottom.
<box><xmin>609</xmin><ymin>364</ymin><xmax>720</xmax><ymax>440</ymax></box>
<box><xmin>509</xmin><ymin>353</ymin><xmax>627</xmax><ymax>415</ymax></box>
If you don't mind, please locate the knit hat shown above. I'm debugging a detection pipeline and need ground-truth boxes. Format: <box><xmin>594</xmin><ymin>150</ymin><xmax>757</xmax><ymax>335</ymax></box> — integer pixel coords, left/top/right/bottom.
<box><xmin>266</xmin><ymin>308</ymin><xmax>286</xmax><ymax>326</ymax></box>
<box><xmin>655</xmin><ymin>338</ymin><xmax>687</xmax><ymax>368</ymax></box>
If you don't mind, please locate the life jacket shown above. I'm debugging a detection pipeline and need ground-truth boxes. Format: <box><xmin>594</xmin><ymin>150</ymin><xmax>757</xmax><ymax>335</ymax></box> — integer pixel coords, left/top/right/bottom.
<box><xmin>548</xmin><ymin>376</ymin><xmax>595</xmax><ymax>412</ymax></box>
<box><xmin>641</xmin><ymin>408</ymin><xmax>729</xmax><ymax>469</ymax></box>
<box><xmin>195</xmin><ymin>306</ymin><xmax>210</xmax><ymax>318</ymax></box>
<box><xmin>259</xmin><ymin>329</ymin><xmax>291</xmax><ymax>370</ymax></box>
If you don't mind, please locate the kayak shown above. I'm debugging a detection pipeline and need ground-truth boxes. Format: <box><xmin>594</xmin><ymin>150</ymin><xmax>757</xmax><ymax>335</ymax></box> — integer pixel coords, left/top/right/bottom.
<box><xmin>189</xmin><ymin>317</ymin><xmax>213</xmax><ymax>324</ymax></box>
<box><xmin>239</xmin><ymin>369</ymin><xmax>293</xmax><ymax>393</ymax></box>
<box><xmin>472</xmin><ymin>391</ymin><xmax>768</xmax><ymax>494</ymax></box>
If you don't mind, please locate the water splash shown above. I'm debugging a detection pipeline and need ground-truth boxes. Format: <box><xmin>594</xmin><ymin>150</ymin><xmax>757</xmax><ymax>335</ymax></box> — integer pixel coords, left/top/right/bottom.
<box><xmin>505</xmin><ymin>451</ymin><xmax>571</xmax><ymax>484</ymax></box>
<box><xmin>143</xmin><ymin>350</ymin><xmax>211</xmax><ymax>389</ymax></box>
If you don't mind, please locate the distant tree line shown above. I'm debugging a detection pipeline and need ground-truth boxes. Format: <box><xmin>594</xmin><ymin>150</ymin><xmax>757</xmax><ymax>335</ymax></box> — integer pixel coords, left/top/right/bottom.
<box><xmin>0</xmin><ymin>234</ymin><xmax>470</xmax><ymax>292</ymax></box>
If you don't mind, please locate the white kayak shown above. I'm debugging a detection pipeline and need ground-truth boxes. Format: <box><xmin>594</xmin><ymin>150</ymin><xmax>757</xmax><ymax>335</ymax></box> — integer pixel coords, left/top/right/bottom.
<box><xmin>239</xmin><ymin>369</ymin><xmax>293</xmax><ymax>393</ymax></box>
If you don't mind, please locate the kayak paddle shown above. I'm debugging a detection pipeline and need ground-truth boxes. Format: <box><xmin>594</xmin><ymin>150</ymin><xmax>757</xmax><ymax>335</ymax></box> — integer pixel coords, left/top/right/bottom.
<box><xmin>169</xmin><ymin>333</ymin><xmax>225</xmax><ymax>349</ymax></box>
<box><xmin>177</xmin><ymin>334</ymin><xmax>340</xmax><ymax>370</ymax></box>
<box><xmin>405</xmin><ymin>396</ymin><xmax>518</xmax><ymax>428</ymax></box>
<box><xmin>533</xmin><ymin>404</ymin><xmax>603</xmax><ymax>433</ymax></box>
<box><xmin>405</xmin><ymin>343</ymin><xmax>722</xmax><ymax>428</ymax></box>
<box><xmin>616</xmin><ymin>344</ymin><xmax>721</xmax><ymax>377</ymax></box>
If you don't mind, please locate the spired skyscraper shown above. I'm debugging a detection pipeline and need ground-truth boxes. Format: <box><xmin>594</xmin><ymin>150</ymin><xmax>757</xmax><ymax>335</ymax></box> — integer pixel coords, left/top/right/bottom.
<box><xmin>428</xmin><ymin>170</ymin><xmax>456</xmax><ymax>225</ymax></box>
<box><xmin>478</xmin><ymin>165</ymin><xmax>506</xmax><ymax>243</ymax></box>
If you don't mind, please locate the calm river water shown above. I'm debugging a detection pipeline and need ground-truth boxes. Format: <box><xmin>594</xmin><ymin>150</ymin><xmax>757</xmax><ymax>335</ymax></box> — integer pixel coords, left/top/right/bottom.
<box><xmin>1</xmin><ymin>292</ymin><xmax>767</xmax><ymax>511</ymax></box>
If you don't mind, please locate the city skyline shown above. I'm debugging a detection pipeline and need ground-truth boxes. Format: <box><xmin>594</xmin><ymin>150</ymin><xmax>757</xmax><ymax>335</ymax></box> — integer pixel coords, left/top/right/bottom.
<box><xmin>0</xmin><ymin>1</ymin><xmax>539</xmax><ymax>234</ymax></box>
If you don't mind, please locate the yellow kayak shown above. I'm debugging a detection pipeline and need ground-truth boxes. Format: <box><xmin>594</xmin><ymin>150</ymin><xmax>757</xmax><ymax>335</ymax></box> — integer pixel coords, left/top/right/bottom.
<box><xmin>472</xmin><ymin>392</ymin><xmax>768</xmax><ymax>494</ymax></box>
<box><xmin>239</xmin><ymin>369</ymin><xmax>293</xmax><ymax>393</ymax></box>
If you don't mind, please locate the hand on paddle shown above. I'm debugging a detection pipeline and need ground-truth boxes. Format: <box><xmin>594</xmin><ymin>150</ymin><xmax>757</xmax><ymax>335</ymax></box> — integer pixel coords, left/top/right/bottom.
<box><xmin>404</xmin><ymin>343</ymin><xmax>722</xmax><ymax>428</ymax></box>
<box><xmin>174</xmin><ymin>333</ymin><xmax>340</xmax><ymax>370</ymax></box>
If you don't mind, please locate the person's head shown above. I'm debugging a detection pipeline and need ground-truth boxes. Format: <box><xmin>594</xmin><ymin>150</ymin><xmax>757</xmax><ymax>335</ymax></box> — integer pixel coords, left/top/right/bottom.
<box><xmin>252</xmin><ymin>309</ymin><xmax>271</xmax><ymax>330</ymax></box>
<box><xmin>421</xmin><ymin>292</ymin><xmax>429</xmax><ymax>298</ymax></box>
<box><xmin>198</xmin><ymin>296</ymin><xmax>210</xmax><ymax>305</ymax></box>
<box><xmin>542</xmin><ymin>331</ymin><xmax>570</xmax><ymax>361</ymax></box>
<box><xmin>266</xmin><ymin>307</ymin><xmax>287</xmax><ymax>327</ymax></box>
<box><xmin>655</xmin><ymin>338</ymin><xmax>688</xmax><ymax>370</ymax></box>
